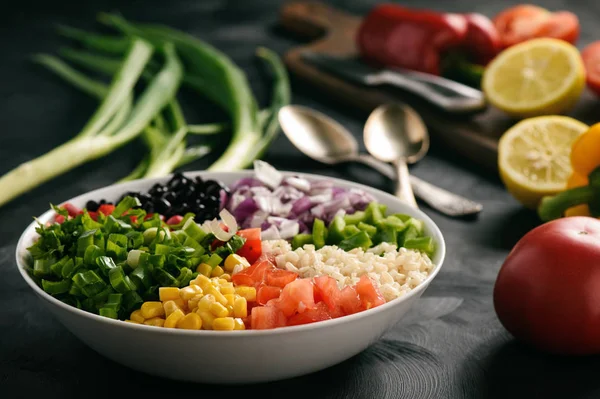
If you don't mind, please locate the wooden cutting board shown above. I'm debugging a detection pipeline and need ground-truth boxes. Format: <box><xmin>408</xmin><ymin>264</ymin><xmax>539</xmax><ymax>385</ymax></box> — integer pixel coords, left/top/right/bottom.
<box><xmin>278</xmin><ymin>1</ymin><xmax>599</xmax><ymax>173</ymax></box>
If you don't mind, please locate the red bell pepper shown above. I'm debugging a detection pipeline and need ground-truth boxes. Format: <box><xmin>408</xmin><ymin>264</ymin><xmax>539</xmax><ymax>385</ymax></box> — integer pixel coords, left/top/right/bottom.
<box><xmin>356</xmin><ymin>4</ymin><xmax>468</xmax><ymax>75</ymax></box>
<box><xmin>462</xmin><ymin>13</ymin><xmax>502</xmax><ymax>65</ymax></box>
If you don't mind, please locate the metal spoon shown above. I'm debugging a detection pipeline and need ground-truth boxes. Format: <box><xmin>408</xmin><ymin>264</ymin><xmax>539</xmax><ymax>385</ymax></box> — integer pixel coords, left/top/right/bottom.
<box><xmin>278</xmin><ymin>105</ymin><xmax>483</xmax><ymax>217</ymax></box>
<box><xmin>363</xmin><ymin>103</ymin><xmax>427</xmax><ymax>207</ymax></box>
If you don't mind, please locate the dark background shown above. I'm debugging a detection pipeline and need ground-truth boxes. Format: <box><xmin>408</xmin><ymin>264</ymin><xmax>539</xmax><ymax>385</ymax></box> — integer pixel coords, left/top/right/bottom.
<box><xmin>2</xmin><ymin>1</ymin><xmax>600</xmax><ymax>398</ymax></box>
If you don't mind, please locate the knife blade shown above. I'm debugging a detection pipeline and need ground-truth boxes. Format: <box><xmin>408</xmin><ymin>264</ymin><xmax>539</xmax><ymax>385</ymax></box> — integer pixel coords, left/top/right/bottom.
<box><xmin>300</xmin><ymin>51</ymin><xmax>486</xmax><ymax>114</ymax></box>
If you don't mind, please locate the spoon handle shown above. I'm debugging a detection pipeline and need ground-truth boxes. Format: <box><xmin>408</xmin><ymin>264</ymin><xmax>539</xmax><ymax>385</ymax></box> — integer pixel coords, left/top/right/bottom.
<box><xmin>352</xmin><ymin>154</ymin><xmax>483</xmax><ymax>217</ymax></box>
<box><xmin>394</xmin><ymin>160</ymin><xmax>418</xmax><ymax>208</ymax></box>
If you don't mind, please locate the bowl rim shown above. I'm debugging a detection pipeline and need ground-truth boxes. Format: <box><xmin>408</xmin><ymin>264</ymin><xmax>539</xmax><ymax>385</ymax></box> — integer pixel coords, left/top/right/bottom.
<box><xmin>15</xmin><ymin>169</ymin><xmax>446</xmax><ymax>337</ymax></box>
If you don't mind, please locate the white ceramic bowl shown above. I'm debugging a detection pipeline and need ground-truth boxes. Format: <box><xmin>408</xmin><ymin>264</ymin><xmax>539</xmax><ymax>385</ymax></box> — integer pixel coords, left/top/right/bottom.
<box><xmin>15</xmin><ymin>170</ymin><xmax>446</xmax><ymax>384</ymax></box>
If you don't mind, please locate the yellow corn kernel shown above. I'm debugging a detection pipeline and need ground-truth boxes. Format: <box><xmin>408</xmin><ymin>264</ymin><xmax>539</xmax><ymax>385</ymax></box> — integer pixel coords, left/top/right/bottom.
<box><xmin>180</xmin><ymin>285</ymin><xmax>203</xmax><ymax>301</ymax></box>
<box><xmin>235</xmin><ymin>286</ymin><xmax>257</xmax><ymax>302</ymax></box>
<box><xmin>209</xmin><ymin>302</ymin><xmax>229</xmax><ymax>318</ymax></box>
<box><xmin>163</xmin><ymin>300</ymin><xmax>181</xmax><ymax>318</ymax></box>
<box><xmin>191</xmin><ymin>274</ymin><xmax>212</xmax><ymax>291</ymax></box>
<box><xmin>164</xmin><ymin>309</ymin><xmax>185</xmax><ymax>328</ymax></box>
<box><xmin>196</xmin><ymin>263</ymin><xmax>212</xmax><ymax>277</ymax></box>
<box><xmin>224</xmin><ymin>254</ymin><xmax>250</xmax><ymax>273</ymax></box>
<box><xmin>206</xmin><ymin>285</ymin><xmax>228</xmax><ymax>306</ymax></box>
<box><xmin>213</xmin><ymin>317</ymin><xmax>235</xmax><ymax>331</ymax></box>
<box><xmin>197</xmin><ymin>310</ymin><xmax>215</xmax><ymax>329</ymax></box>
<box><xmin>227</xmin><ymin>305</ymin><xmax>234</xmax><ymax>316</ymax></box>
<box><xmin>159</xmin><ymin>287</ymin><xmax>180</xmax><ymax>302</ymax></box>
<box><xmin>220</xmin><ymin>273</ymin><xmax>231</xmax><ymax>282</ymax></box>
<box><xmin>218</xmin><ymin>278</ymin><xmax>230</xmax><ymax>285</ymax></box>
<box><xmin>220</xmin><ymin>284</ymin><xmax>235</xmax><ymax>296</ymax></box>
<box><xmin>224</xmin><ymin>294</ymin><xmax>236</xmax><ymax>307</ymax></box>
<box><xmin>187</xmin><ymin>294</ymin><xmax>204</xmax><ymax>311</ymax></box>
<box><xmin>143</xmin><ymin>317</ymin><xmax>165</xmax><ymax>327</ymax></box>
<box><xmin>211</xmin><ymin>266</ymin><xmax>225</xmax><ymax>278</ymax></box>
<box><xmin>197</xmin><ymin>294</ymin><xmax>216</xmax><ymax>312</ymax></box>
<box><xmin>173</xmin><ymin>297</ymin><xmax>187</xmax><ymax>311</ymax></box>
<box><xmin>140</xmin><ymin>301</ymin><xmax>165</xmax><ymax>319</ymax></box>
<box><xmin>125</xmin><ymin>319</ymin><xmax>142</xmax><ymax>324</ymax></box>
<box><xmin>130</xmin><ymin>309</ymin><xmax>145</xmax><ymax>323</ymax></box>
<box><xmin>177</xmin><ymin>312</ymin><xmax>202</xmax><ymax>330</ymax></box>
<box><xmin>234</xmin><ymin>318</ymin><xmax>246</xmax><ymax>330</ymax></box>
<box><xmin>233</xmin><ymin>296</ymin><xmax>248</xmax><ymax>318</ymax></box>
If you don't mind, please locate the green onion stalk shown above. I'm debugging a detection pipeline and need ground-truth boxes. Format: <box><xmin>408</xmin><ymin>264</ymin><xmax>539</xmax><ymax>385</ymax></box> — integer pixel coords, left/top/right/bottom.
<box><xmin>0</xmin><ymin>39</ymin><xmax>183</xmax><ymax>207</ymax></box>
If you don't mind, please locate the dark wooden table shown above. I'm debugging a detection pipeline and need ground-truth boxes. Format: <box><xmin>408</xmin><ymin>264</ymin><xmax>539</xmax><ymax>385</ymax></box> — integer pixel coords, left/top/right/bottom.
<box><xmin>2</xmin><ymin>1</ymin><xmax>600</xmax><ymax>398</ymax></box>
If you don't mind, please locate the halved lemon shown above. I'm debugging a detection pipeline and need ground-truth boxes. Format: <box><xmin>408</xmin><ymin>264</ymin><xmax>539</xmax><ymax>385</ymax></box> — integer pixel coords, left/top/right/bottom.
<box><xmin>483</xmin><ymin>38</ymin><xmax>585</xmax><ymax>118</ymax></box>
<box><xmin>498</xmin><ymin>116</ymin><xmax>588</xmax><ymax>208</ymax></box>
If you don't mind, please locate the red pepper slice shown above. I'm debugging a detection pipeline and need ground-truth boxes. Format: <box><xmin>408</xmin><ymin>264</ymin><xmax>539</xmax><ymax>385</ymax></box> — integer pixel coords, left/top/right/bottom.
<box><xmin>462</xmin><ymin>13</ymin><xmax>501</xmax><ymax>65</ymax></box>
<box><xmin>357</xmin><ymin>4</ymin><xmax>468</xmax><ymax>75</ymax></box>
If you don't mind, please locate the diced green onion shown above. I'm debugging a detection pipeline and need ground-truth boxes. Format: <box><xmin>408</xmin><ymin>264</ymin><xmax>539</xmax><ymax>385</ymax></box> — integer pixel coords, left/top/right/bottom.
<box><xmin>60</xmin><ymin>257</ymin><xmax>79</xmax><ymax>279</ymax></box>
<box><xmin>183</xmin><ymin>218</ymin><xmax>207</xmax><ymax>242</ymax></box>
<box><xmin>104</xmin><ymin>215</ymin><xmax>132</xmax><ymax>234</ymax></box>
<box><xmin>72</xmin><ymin>270</ymin><xmax>107</xmax><ymax>297</ymax></box>
<box><xmin>108</xmin><ymin>233</ymin><xmax>128</xmax><ymax>248</ymax></box>
<box><xmin>122</xmin><ymin>290</ymin><xmax>143</xmax><ymax>313</ymax></box>
<box><xmin>130</xmin><ymin>266</ymin><xmax>152</xmax><ymax>289</ymax></box>
<box><xmin>83</xmin><ymin>245</ymin><xmax>103</xmax><ymax>266</ymax></box>
<box><xmin>126</xmin><ymin>231</ymin><xmax>144</xmax><ymax>249</ymax></box>
<box><xmin>96</xmin><ymin>255</ymin><xmax>118</xmax><ymax>275</ymax></box>
<box><xmin>106</xmin><ymin>240</ymin><xmax>127</xmax><ymax>260</ymax></box>
<box><xmin>50</xmin><ymin>256</ymin><xmax>70</xmax><ymax>277</ymax></box>
<box><xmin>154</xmin><ymin>243</ymin><xmax>171</xmax><ymax>256</ymax></box>
<box><xmin>33</xmin><ymin>258</ymin><xmax>56</xmax><ymax>277</ymax></box>
<box><xmin>205</xmin><ymin>253</ymin><xmax>223</xmax><ymax>268</ymax></box>
<box><xmin>177</xmin><ymin>267</ymin><xmax>193</xmax><ymax>287</ymax></box>
<box><xmin>42</xmin><ymin>279</ymin><xmax>71</xmax><ymax>295</ymax></box>
<box><xmin>99</xmin><ymin>308</ymin><xmax>118</xmax><ymax>319</ymax></box>
<box><xmin>112</xmin><ymin>196</ymin><xmax>141</xmax><ymax>217</ymax></box>
<box><xmin>126</xmin><ymin>249</ymin><xmax>144</xmax><ymax>268</ymax></box>
<box><xmin>77</xmin><ymin>229</ymin><xmax>97</xmax><ymax>257</ymax></box>
<box><xmin>152</xmin><ymin>268</ymin><xmax>178</xmax><ymax>287</ymax></box>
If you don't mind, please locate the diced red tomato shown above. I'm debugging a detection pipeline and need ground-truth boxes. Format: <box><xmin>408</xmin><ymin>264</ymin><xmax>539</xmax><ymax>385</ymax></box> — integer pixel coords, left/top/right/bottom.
<box><xmin>270</xmin><ymin>278</ymin><xmax>316</xmax><ymax>317</ymax></box>
<box><xmin>232</xmin><ymin>260</ymin><xmax>277</xmax><ymax>287</ymax></box>
<box><xmin>236</xmin><ymin>228</ymin><xmax>262</xmax><ymax>264</ymax></box>
<box><xmin>532</xmin><ymin>11</ymin><xmax>579</xmax><ymax>45</ymax></box>
<box><xmin>338</xmin><ymin>286</ymin><xmax>363</xmax><ymax>315</ymax></box>
<box><xmin>88</xmin><ymin>211</ymin><xmax>99</xmax><ymax>221</ymax></box>
<box><xmin>265</xmin><ymin>268</ymin><xmax>298</xmax><ymax>288</ymax></box>
<box><xmin>237</xmin><ymin>228</ymin><xmax>261</xmax><ymax>241</ymax></box>
<box><xmin>251</xmin><ymin>306</ymin><xmax>287</xmax><ymax>330</ymax></box>
<box><xmin>256</xmin><ymin>284</ymin><xmax>282</xmax><ymax>305</ymax></box>
<box><xmin>54</xmin><ymin>214</ymin><xmax>66</xmax><ymax>224</ymax></box>
<box><xmin>166</xmin><ymin>215</ymin><xmax>183</xmax><ymax>225</ymax></box>
<box><xmin>313</xmin><ymin>276</ymin><xmax>340</xmax><ymax>312</ymax></box>
<box><xmin>97</xmin><ymin>204</ymin><xmax>115</xmax><ymax>216</ymax></box>
<box><xmin>493</xmin><ymin>5</ymin><xmax>551</xmax><ymax>48</ymax></box>
<box><xmin>287</xmin><ymin>302</ymin><xmax>333</xmax><ymax>326</ymax></box>
<box><xmin>355</xmin><ymin>275</ymin><xmax>386</xmax><ymax>310</ymax></box>
<box><xmin>128</xmin><ymin>215</ymin><xmax>138</xmax><ymax>224</ymax></box>
<box><xmin>62</xmin><ymin>203</ymin><xmax>82</xmax><ymax>218</ymax></box>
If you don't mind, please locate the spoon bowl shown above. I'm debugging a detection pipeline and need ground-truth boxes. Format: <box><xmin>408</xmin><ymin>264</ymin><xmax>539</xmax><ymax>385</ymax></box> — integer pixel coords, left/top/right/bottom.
<box><xmin>278</xmin><ymin>105</ymin><xmax>359</xmax><ymax>163</ymax></box>
<box><xmin>363</xmin><ymin>103</ymin><xmax>429</xmax><ymax>164</ymax></box>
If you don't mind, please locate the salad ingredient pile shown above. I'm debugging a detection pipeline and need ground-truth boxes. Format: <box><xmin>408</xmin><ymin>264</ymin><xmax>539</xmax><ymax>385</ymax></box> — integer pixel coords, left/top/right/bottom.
<box><xmin>26</xmin><ymin>162</ymin><xmax>437</xmax><ymax>330</ymax></box>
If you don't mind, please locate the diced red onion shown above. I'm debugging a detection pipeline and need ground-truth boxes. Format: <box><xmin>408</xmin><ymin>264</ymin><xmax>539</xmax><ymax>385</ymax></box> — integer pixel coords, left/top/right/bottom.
<box><xmin>232</xmin><ymin>197</ymin><xmax>258</xmax><ymax>221</ymax></box>
<box><xmin>291</xmin><ymin>197</ymin><xmax>312</xmax><ymax>214</ymax></box>
<box><xmin>254</xmin><ymin>160</ymin><xmax>283</xmax><ymax>189</ymax></box>
<box><xmin>285</xmin><ymin>177</ymin><xmax>311</xmax><ymax>192</ymax></box>
<box><xmin>261</xmin><ymin>225</ymin><xmax>281</xmax><ymax>240</ymax></box>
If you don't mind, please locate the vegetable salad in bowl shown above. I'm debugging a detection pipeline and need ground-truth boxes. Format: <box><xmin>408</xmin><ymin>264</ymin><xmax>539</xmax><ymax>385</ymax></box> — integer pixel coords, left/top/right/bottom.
<box><xmin>23</xmin><ymin>161</ymin><xmax>437</xmax><ymax>331</ymax></box>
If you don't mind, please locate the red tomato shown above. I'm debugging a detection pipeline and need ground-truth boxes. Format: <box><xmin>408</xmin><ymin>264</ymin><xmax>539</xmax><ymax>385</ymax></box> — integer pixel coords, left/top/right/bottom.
<box><xmin>532</xmin><ymin>11</ymin><xmax>579</xmax><ymax>44</ymax></box>
<box><xmin>355</xmin><ymin>275</ymin><xmax>386</xmax><ymax>310</ymax></box>
<box><xmin>237</xmin><ymin>228</ymin><xmax>261</xmax><ymax>241</ymax></box>
<box><xmin>88</xmin><ymin>211</ymin><xmax>99</xmax><ymax>221</ymax></box>
<box><xmin>166</xmin><ymin>215</ymin><xmax>183</xmax><ymax>225</ymax></box>
<box><xmin>250</xmin><ymin>306</ymin><xmax>287</xmax><ymax>330</ymax></box>
<box><xmin>236</xmin><ymin>228</ymin><xmax>262</xmax><ymax>264</ymax></box>
<box><xmin>493</xmin><ymin>5</ymin><xmax>550</xmax><ymax>48</ymax></box>
<box><xmin>287</xmin><ymin>302</ymin><xmax>333</xmax><ymax>326</ymax></box>
<box><xmin>97</xmin><ymin>204</ymin><xmax>116</xmax><ymax>216</ymax></box>
<box><xmin>338</xmin><ymin>286</ymin><xmax>363</xmax><ymax>315</ymax></box>
<box><xmin>582</xmin><ymin>41</ymin><xmax>600</xmax><ymax>96</ymax></box>
<box><xmin>494</xmin><ymin>217</ymin><xmax>600</xmax><ymax>355</ymax></box>
<box><xmin>256</xmin><ymin>284</ymin><xmax>282</xmax><ymax>305</ymax></box>
<box><xmin>463</xmin><ymin>13</ymin><xmax>502</xmax><ymax>65</ymax></box>
<box><xmin>54</xmin><ymin>214</ymin><xmax>66</xmax><ymax>224</ymax></box>
<box><xmin>231</xmin><ymin>260</ymin><xmax>273</xmax><ymax>287</ymax></box>
<box><xmin>313</xmin><ymin>276</ymin><xmax>340</xmax><ymax>312</ymax></box>
<box><xmin>266</xmin><ymin>268</ymin><xmax>298</xmax><ymax>288</ymax></box>
<box><xmin>271</xmin><ymin>278</ymin><xmax>316</xmax><ymax>317</ymax></box>
<box><xmin>62</xmin><ymin>203</ymin><xmax>82</xmax><ymax>217</ymax></box>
